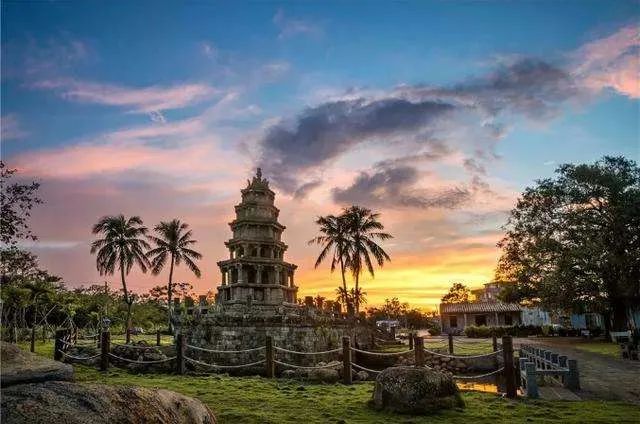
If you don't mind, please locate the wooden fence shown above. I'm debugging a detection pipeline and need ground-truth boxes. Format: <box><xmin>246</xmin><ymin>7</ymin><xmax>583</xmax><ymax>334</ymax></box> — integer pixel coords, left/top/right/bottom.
<box><xmin>54</xmin><ymin>330</ymin><xmax>518</xmax><ymax>396</ymax></box>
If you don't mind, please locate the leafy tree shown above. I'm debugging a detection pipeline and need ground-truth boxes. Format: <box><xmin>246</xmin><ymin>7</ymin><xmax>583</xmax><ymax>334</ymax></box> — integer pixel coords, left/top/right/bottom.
<box><xmin>146</xmin><ymin>219</ymin><xmax>202</xmax><ymax>331</ymax></box>
<box><xmin>497</xmin><ymin>156</ymin><xmax>640</xmax><ymax>331</ymax></box>
<box><xmin>342</xmin><ymin>206</ymin><xmax>392</xmax><ymax>313</ymax></box>
<box><xmin>90</xmin><ymin>215</ymin><xmax>150</xmax><ymax>341</ymax></box>
<box><xmin>441</xmin><ymin>282</ymin><xmax>472</xmax><ymax>303</ymax></box>
<box><xmin>0</xmin><ymin>161</ymin><xmax>42</xmax><ymax>246</ymax></box>
<box><xmin>308</xmin><ymin>214</ymin><xmax>352</xmax><ymax>305</ymax></box>
<box><xmin>380</xmin><ymin>297</ymin><xmax>409</xmax><ymax>320</ymax></box>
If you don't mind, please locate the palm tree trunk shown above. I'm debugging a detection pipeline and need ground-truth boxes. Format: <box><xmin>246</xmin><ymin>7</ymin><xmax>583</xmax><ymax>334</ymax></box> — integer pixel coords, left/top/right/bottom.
<box><xmin>355</xmin><ymin>272</ymin><xmax>360</xmax><ymax>315</ymax></box>
<box><xmin>339</xmin><ymin>256</ymin><xmax>348</xmax><ymax>307</ymax></box>
<box><xmin>167</xmin><ymin>254</ymin><xmax>175</xmax><ymax>334</ymax></box>
<box><xmin>120</xmin><ymin>259</ymin><xmax>132</xmax><ymax>344</ymax></box>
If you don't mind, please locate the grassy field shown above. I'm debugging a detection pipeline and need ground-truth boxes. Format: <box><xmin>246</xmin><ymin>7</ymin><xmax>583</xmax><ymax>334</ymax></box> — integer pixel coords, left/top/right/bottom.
<box><xmin>16</xmin><ymin>340</ymin><xmax>640</xmax><ymax>423</ymax></box>
<box><xmin>571</xmin><ymin>341</ymin><xmax>620</xmax><ymax>358</ymax></box>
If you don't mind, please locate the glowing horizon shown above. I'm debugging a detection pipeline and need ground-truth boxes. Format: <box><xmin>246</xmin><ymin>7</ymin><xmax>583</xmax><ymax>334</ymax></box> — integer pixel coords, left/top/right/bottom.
<box><xmin>3</xmin><ymin>2</ymin><xmax>637</xmax><ymax>310</ymax></box>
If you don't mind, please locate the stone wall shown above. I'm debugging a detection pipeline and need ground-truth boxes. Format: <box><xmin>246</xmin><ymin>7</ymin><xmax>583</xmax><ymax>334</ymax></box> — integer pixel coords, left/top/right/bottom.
<box><xmin>183</xmin><ymin>313</ymin><xmax>373</xmax><ymax>373</ymax></box>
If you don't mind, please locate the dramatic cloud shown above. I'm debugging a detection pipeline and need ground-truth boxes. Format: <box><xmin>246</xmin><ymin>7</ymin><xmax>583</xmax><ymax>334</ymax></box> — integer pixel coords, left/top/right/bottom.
<box><xmin>259</xmin><ymin>98</ymin><xmax>455</xmax><ymax>191</ymax></box>
<box><xmin>331</xmin><ymin>165</ymin><xmax>472</xmax><ymax>209</ymax></box>
<box><xmin>273</xmin><ymin>9</ymin><xmax>322</xmax><ymax>40</ymax></box>
<box><xmin>1</xmin><ymin>114</ymin><xmax>28</xmax><ymax>141</ymax></box>
<box><xmin>259</xmin><ymin>57</ymin><xmax>580</xmax><ymax>195</ymax></box>
<box><xmin>572</xmin><ymin>24</ymin><xmax>639</xmax><ymax>98</ymax></box>
<box><xmin>31</xmin><ymin>79</ymin><xmax>217</xmax><ymax>115</ymax></box>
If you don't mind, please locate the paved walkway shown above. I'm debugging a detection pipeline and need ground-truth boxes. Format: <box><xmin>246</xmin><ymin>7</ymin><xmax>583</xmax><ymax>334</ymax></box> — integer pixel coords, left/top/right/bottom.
<box><xmin>516</xmin><ymin>337</ymin><xmax>640</xmax><ymax>405</ymax></box>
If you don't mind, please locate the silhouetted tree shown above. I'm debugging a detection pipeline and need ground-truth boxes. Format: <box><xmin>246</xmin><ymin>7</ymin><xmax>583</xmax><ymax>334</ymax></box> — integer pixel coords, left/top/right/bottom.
<box><xmin>90</xmin><ymin>215</ymin><xmax>150</xmax><ymax>342</ymax></box>
<box><xmin>497</xmin><ymin>156</ymin><xmax>640</xmax><ymax>331</ymax></box>
<box><xmin>441</xmin><ymin>282</ymin><xmax>472</xmax><ymax>303</ymax></box>
<box><xmin>146</xmin><ymin>219</ymin><xmax>202</xmax><ymax>331</ymax></box>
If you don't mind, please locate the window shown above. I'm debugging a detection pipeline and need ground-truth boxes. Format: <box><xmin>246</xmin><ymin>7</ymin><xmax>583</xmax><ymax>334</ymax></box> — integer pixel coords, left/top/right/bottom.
<box><xmin>504</xmin><ymin>314</ymin><xmax>513</xmax><ymax>325</ymax></box>
<box><xmin>449</xmin><ymin>316</ymin><xmax>458</xmax><ymax>328</ymax></box>
<box><xmin>475</xmin><ymin>315</ymin><xmax>487</xmax><ymax>326</ymax></box>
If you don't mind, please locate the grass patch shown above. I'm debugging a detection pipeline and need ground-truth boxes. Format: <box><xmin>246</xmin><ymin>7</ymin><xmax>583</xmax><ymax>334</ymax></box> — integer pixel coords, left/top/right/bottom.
<box><xmin>15</xmin><ymin>341</ymin><xmax>640</xmax><ymax>423</ymax></box>
<box><xmin>571</xmin><ymin>341</ymin><xmax>620</xmax><ymax>358</ymax></box>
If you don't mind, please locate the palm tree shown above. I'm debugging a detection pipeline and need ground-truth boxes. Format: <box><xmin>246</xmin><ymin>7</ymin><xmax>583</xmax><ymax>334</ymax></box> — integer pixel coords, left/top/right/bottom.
<box><xmin>342</xmin><ymin>206</ymin><xmax>392</xmax><ymax>314</ymax></box>
<box><xmin>90</xmin><ymin>214</ymin><xmax>150</xmax><ymax>343</ymax></box>
<box><xmin>308</xmin><ymin>214</ymin><xmax>352</xmax><ymax>306</ymax></box>
<box><xmin>146</xmin><ymin>219</ymin><xmax>202</xmax><ymax>332</ymax></box>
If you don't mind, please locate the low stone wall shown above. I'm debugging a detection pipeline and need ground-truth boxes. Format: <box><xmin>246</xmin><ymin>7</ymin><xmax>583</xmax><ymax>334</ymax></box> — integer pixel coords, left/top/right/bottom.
<box><xmin>183</xmin><ymin>313</ymin><xmax>373</xmax><ymax>373</ymax></box>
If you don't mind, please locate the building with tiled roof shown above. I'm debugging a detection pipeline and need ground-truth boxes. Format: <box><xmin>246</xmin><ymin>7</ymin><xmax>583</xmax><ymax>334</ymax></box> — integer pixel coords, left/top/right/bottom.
<box><xmin>440</xmin><ymin>283</ymin><xmax>523</xmax><ymax>333</ymax></box>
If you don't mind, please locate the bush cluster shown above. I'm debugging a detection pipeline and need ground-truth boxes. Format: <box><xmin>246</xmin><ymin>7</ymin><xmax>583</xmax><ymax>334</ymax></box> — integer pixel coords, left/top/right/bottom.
<box><xmin>463</xmin><ymin>325</ymin><xmax>543</xmax><ymax>338</ymax></box>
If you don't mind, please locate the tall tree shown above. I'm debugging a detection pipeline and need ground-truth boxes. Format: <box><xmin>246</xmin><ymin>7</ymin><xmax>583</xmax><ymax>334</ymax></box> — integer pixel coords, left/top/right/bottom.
<box><xmin>0</xmin><ymin>161</ymin><xmax>42</xmax><ymax>246</ymax></box>
<box><xmin>146</xmin><ymin>219</ymin><xmax>202</xmax><ymax>331</ymax></box>
<box><xmin>441</xmin><ymin>282</ymin><xmax>472</xmax><ymax>303</ymax></box>
<box><xmin>497</xmin><ymin>156</ymin><xmax>640</xmax><ymax>331</ymax></box>
<box><xmin>343</xmin><ymin>206</ymin><xmax>392</xmax><ymax>313</ymax></box>
<box><xmin>308</xmin><ymin>214</ymin><xmax>352</xmax><ymax>306</ymax></box>
<box><xmin>90</xmin><ymin>215</ymin><xmax>150</xmax><ymax>342</ymax></box>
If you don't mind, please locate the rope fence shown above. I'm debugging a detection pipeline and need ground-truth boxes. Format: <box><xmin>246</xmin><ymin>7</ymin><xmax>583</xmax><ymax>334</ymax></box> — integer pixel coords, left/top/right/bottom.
<box><xmin>53</xmin><ymin>330</ymin><xmax>520</xmax><ymax>397</ymax></box>
<box><xmin>186</xmin><ymin>344</ymin><xmax>265</xmax><ymax>354</ymax></box>
<box><xmin>274</xmin><ymin>346</ymin><xmax>341</xmax><ymax>355</ymax></box>
<box><xmin>107</xmin><ymin>353</ymin><xmax>176</xmax><ymax>364</ymax></box>
<box><xmin>452</xmin><ymin>367</ymin><xmax>505</xmax><ymax>380</ymax></box>
<box><xmin>274</xmin><ymin>360</ymin><xmax>339</xmax><ymax>370</ymax></box>
<box><xmin>350</xmin><ymin>346</ymin><xmax>414</xmax><ymax>357</ymax></box>
<box><xmin>185</xmin><ymin>356</ymin><xmax>265</xmax><ymax>369</ymax></box>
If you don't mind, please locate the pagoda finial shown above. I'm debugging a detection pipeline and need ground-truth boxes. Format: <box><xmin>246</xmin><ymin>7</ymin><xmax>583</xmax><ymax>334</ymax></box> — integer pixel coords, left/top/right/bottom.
<box><xmin>256</xmin><ymin>167</ymin><xmax>262</xmax><ymax>180</ymax></box>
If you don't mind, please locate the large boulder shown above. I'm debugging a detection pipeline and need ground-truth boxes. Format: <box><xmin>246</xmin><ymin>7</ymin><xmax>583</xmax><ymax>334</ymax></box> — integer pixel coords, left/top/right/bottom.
<box><xmin>1</xmin><ymin>381</ymin><xmax>216</xmax><ymax>424</ymax></box>
<box><xmin>369</xmin><ymin>366</ymin><xmax>464</xmax><ymax>414</ymax></box>
<box><xmin>1</xmin><ymin>342</ymin><xmax>73</xmax><ymax>387</ymax></box>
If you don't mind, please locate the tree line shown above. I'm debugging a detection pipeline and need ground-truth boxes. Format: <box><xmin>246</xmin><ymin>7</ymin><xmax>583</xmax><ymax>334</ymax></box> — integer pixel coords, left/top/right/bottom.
<box><xmin>439</xmin><ymin>156</ymin><xmax>639</xmax><ymax>332</ymax></box>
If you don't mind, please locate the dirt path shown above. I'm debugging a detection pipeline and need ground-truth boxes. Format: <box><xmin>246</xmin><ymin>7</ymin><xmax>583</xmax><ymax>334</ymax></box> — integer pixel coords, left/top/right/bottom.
<box><xmin>515</xmin><ymin>337</ymin><xmax>640</xmax><ymax>404</ymax></box>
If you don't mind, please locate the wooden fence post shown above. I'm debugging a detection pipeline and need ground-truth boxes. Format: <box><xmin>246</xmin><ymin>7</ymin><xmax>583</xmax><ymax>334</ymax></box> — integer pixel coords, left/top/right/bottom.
<box><xmin>100</xmin><ymin>330</ymin><xmax>110</xmax><ymax>371</ymax></box>
<box><xmin>265</xmin><ymin>336</ymin><xmax>275</xmax><ymax>378</ymax></box>
<box><xmin>156</xmin><ymin>329</ymin><xmax>161</xmax><ymax>346</ymax></box>
<box><xmin>390</xmin><ymin>326</ymin><xmax>396</xmax><ymax>341</ymax></box>
<box><xmin>414</xmin><ymin>336</ymin><xmax>425</xmax><ymax>367</ymax></box>
<box><xmin>30</xmin><ymin>326</ymin><xmax>36</xmax><ymax>353</ymax></box>
<box><xmin>566</xmin><ymin>359</ymin><xmax>580</xmax><ymax>390</ymax></box>
<box><xmin>342</xmin><ymin>336</ymin><xmax>352</xmax><ymax>384</ymax></box>
<box><xmin>525</xmin><ymin>362</ymin><xmax>538</xmax><ymax>398</ymax></box>
<box><xmin>448</xmin><ymin>333</ymin><xmax>454</xmax><ymax>355</ymax></box>
<box><xmin>54</xmin><ymin>329</ymin><xmax>64</xmax><ymax>361</ymax></box>
<box><xmin>126</xmin><ymin>327</ymin><xmax>131</xmax><ymax>344</ymax></box>
<box><xmin>408</xmin><ymin>333</ymin><xmax>414</xmax><ymax>351</ymax></box>
<box><xmin>492</xmin><ymin>333</ymin><xmax>498</xmax><ymax>352</ymax></box>
<box><xmin>176</xmin><ymin>333</ymin><xmax>186</xmax><ymax>375</ymax></box>
<box><xmin>502</xmin><ymin>335</ymin><xmax>517</xmax><ymax>398</ymax></box>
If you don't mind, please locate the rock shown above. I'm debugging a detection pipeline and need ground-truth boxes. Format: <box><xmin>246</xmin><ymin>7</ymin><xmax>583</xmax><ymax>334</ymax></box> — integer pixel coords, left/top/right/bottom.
<box><xmin>307</xmin><ymin>368</ymin><xmax>339</xmax><ymax>383</ymax></box>
<box><xmin>1</xmin><ymin>342</ymin><xmax>73</xmax><ymax>387</ymax></box>
<box><xmin>354</xmin><ymin>370</ymin><xmax>369</xmax><ymax>381</ymax></box>
<box><xmin>1</xmin><ymin>381</ymin><xmax>216</xmax><ymax>424</ymax></box>
<box><xmin>369</xmin><ymin>366</ymin><xmax>464</xmax><ymax>414</ymax></box>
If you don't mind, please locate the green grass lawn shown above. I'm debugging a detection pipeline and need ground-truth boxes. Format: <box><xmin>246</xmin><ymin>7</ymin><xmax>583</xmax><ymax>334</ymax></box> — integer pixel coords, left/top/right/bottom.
<box><xmin>571</xmin><ymin>341</ymin><xmax>620</xmax><ymax>358</ymax></box>
<box><xmin>15</xmin><ymin>341</ymin><xmax>640</xmax><ymax>423</ymax></box>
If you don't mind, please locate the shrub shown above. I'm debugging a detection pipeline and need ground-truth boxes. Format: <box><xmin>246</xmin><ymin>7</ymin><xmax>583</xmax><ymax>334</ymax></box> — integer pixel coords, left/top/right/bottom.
<box><xmin>463</xmin><ymin>325</ymin><xmax>544</xmax><ymax>338</ymax></box>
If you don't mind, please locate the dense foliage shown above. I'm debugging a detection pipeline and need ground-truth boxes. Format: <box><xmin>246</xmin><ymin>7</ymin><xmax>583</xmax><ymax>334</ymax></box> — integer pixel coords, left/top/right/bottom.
<box><xmin>497</xmin><ymin>156</ymin><xmax>640</xmax><ymax>330</ymax></box>
<box><xmin>441</xmin><ymin>283</ymin><xmax>472</xmax><ymax>303</ymax></box>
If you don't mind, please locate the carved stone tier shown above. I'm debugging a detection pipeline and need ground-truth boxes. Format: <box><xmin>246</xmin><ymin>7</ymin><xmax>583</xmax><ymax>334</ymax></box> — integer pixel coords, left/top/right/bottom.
<box><xmin>216</xmin><ymin>169</ymin><xmax>299</xmax><ymax>309</ymax></box>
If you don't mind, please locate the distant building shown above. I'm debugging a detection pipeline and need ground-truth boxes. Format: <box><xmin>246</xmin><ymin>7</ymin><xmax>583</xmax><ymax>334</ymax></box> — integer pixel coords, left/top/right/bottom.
<box><xmin>521</xmin><ymin>307</ymin><xmax>551</xmax><ymax>326</ymax></box>
<box><xmin>440</xmin><ymin>302</ymin><xmax>523</xmax><ymax>333</ymax></box>
<box><xmin>471</xmin><ymin>282</ymin><xmax>502</xmax><ymax>303</ymax></box>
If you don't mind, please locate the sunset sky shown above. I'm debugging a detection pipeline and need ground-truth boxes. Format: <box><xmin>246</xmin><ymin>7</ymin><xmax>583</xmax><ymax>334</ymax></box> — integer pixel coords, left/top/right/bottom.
<box><xmin>2</xmin><ymin>1</ymin><xmax>638</xmax><ymax>310</ymax></box>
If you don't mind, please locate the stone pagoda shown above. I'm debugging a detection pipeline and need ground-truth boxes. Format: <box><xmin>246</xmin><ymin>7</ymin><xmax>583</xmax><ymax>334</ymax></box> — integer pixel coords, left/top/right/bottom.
<box><xmin>216</xmin><ymin>168</ymin><xmax>298</xmax><ymax>311</ymax></box>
